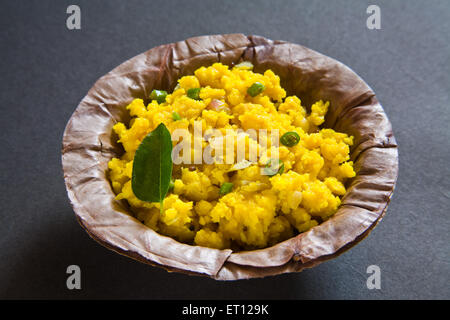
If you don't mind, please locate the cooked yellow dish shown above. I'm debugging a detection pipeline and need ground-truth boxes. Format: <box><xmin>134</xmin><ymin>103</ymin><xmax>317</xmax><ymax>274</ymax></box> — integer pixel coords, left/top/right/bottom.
<box><xmin>108</xmin><ymin>62</ymin><xmax>356</xmax><ymax>250</ymax></box>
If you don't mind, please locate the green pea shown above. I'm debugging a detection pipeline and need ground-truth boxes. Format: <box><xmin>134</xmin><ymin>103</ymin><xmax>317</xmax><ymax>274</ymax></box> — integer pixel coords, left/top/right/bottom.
<box><xmin>187</xmin><ymin>88</ymin><xmax>201</xmax><ymax>100</ymax></box>
<box><xmin>280</xmin><ymin>131</ymin><xmax>301</xmax><ymax>147</ymax></box>
<box><xmin>219</xmin><ymin>182</ymin><xmax>234</xmax><ymax>196</ymax></box>
<box><xmin>150</xmin><ymin>89</ymin><xmax>168</xmax><ymax>104</ymax></box>
<box><xmin>172</xmin><ymin>111</ymin><xmax>181</xmax><ymax>121</ymax></box>
<box><xmin>263</xmin><ymin>159</ymin><xmax>284</xmax><ymax>176</ymax></box>
<box><xmin>247</xmin><ymin>82</ymin><xmax>265</xmax><ymax>97</ymax></box>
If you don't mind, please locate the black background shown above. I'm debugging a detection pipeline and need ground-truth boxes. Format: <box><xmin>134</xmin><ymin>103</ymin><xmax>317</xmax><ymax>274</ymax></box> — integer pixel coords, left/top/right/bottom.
<box><xmin>0</xmin><ymin>0</ymin><xmax>449</xmax><ymax>299</ymax></box>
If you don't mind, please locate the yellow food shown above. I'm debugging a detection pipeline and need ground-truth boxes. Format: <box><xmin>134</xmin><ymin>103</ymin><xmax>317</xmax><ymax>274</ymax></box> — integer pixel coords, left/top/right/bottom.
<box><xmin>108</xmin><ymin>62</ymin><xmax>356</xmax><ymax>250</ymax></box>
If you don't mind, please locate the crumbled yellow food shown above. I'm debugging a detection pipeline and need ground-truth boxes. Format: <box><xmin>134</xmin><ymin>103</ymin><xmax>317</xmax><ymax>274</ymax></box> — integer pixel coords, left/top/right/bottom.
<box><xmin>108</xmin><ymin>62</ymin><xmax>356</xmax><ymax>250</ymax></box>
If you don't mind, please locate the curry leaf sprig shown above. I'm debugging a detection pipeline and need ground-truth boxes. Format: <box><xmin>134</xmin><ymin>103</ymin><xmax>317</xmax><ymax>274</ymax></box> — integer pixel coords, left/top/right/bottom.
<box><xmin>131</xmin><ymin>123</ymin><xmax>173</xmax><ymax>214</ymax></box>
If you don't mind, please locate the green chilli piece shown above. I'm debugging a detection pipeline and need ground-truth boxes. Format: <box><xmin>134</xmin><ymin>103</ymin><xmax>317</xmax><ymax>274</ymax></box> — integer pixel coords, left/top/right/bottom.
<box><xmin>247</xmin><ymin>82</ymin><xmax>265</xmax><ymax>97</ymax></box>
<box><xmin>150</xmin><ymin>89</ymin><xmax>168</xmax><ymax>104</ymax></box>
<box><xmin>172</xmin><ymin>111</ymin><xmax>181</xmax><ymax>121</ymax></box>
<box><xmin>168</xmin><ymin>179</ymin><xmax>175</xmax><ymax>190</ymax></box>
<box><xmin>187</xmin><ymin>88</ymin><xmax>201</xmax><ymax>100</ymax></box>
<box><xmin>280</xmin><ymin>131</ymin><xmax>301</xmax><ymax>147</ymax></box>
<box><xmin>219</xmin><ymin>182</ymin><xmax>234</xmax><ymax>196</ymax></box>
<box><xmin>263</xmin><ymin>159</ymin><xmax>284</xmax><ymax>176</ymax></box>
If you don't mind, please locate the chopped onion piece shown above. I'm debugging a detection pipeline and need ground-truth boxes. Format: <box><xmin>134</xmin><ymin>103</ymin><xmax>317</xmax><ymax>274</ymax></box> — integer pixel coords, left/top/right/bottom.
<box><xmin>234</xmin><ymin>61</ymin><xmax>254</xmax><ymax>69</ymax></box>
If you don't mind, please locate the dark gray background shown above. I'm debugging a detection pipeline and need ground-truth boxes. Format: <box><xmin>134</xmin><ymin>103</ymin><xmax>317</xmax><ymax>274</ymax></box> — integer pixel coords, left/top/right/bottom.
<box><xmin>0</xmin><ymin>0</ymin><xmax>449</xmax><ymax>299</ymax></box>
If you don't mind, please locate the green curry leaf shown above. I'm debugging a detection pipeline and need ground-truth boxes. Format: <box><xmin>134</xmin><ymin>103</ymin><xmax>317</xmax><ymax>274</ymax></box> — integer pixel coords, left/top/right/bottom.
<box><xmin>132</xmin><ymin>123</ymin><xmax>173</xmax><ymax>212</ymax></box>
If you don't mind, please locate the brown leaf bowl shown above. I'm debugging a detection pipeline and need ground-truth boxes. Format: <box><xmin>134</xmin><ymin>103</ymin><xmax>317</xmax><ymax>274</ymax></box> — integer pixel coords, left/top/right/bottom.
<box><xmin>62</xmin><ymin>34</ymin><xmax>398</xmax><ymax>280</ymax></box>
